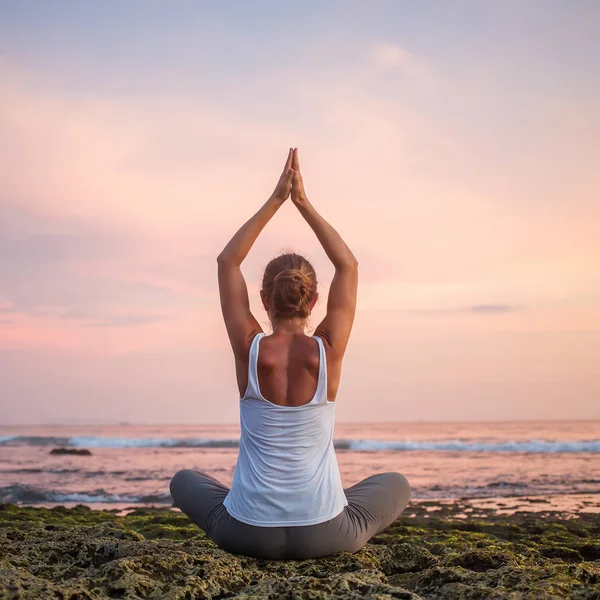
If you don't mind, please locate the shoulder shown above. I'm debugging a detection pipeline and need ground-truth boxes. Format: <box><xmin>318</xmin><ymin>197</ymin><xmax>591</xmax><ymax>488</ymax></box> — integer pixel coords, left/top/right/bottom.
<box><xmin>233</xmin><ymin>329</ymin><xmax>263</xmax><ymax>363</ymax></box>
<box><xmin>312</xmin><ymin>327</ymin><xmax>339</xmax><ymax>358</ymax></box>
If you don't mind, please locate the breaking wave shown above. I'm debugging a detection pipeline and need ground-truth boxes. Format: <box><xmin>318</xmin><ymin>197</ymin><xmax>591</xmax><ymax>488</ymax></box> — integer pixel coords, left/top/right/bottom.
<box><xmin>1</xmin><ymin>435</ymin><xmax>599</xmax><ymax>453</ymax></box>
<box><xmin>0</xmin><ymin>484</ymin><xmax>171</xmax><ymax>505</ymax></box>
<box><xmin>337</xmin><ymin>439</ymin><xmax>600</xmax><ymax>453</ymax></box>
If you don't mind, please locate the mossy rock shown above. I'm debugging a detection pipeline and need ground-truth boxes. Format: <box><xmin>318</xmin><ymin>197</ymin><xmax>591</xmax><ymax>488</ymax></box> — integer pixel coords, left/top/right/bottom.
<box><xmin>411</xmin><ymin>565</ymin><xmax>471</xmax><ymax>595</ymax></box>
<box><xmin>541</xmin><ymin>546</ymin><xmax>584</xmax><ymax>562</ymax></box>
<box><xmin>580</xmin><ymin>543</ymin><xmax>600</xmax><ymax>561</ymax></box>
<box><xmin>376</xmin><ymin>543</ymin><xmax>437</xmax><ymax>574</ymax></box>
<box><xmin>229</xmin><ymin>572</ymin><xmax>422</xmax><ymax>599</ymax></box>
<box><xmin>1</xmin><ymin>504</ymin><xmax>600</xmax><ymax>599</ymax></box>
<box><xmin>569</xmin><ymin>563</ymin><xmax>600</xmax><ymax>585</ymax></box>
<box><xmin>445</xmin><ymin>547</ymin><xmax>520</xmax><ymax>571</ymax></box>
<box><xmin>134</xmin><ymin>523</ymin><xmax>201</xmax><ymax>540</ymax></box>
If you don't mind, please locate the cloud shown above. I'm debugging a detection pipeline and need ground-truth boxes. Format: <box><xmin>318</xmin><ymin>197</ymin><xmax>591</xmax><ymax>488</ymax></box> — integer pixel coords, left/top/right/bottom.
<box><xmin>0</xmin><ymin>270</ymin><xmax>189</xmax><ymax>318</ymax></box>
<box><xmin>0</xmin><ymin>202</ymin><xmax>216</xmax><ymax>329</ymax></box>
<box><xmin>370</xmin><ymin>42</ymin><xmax>428</xmax><ymax>75</ymax></box>
<box><xmin>59</xmin><ymin>308</ymin><xmax>173</xmax><ymax>328</ymax></box>
<box><xmin>469</xmin><ymin>304</ymin><xmax>517</xmax><ymax>313</ymax></box>
<box><xmin>0</xmin><ymin>58</ymin><xmax>299</xmax><ymax>236</ymax></box>
<box><xmin>0</xmin><ymin>225</ymin><xmax>202</xmax><ymax>329</ymax></box>
<box><xmin>2</xmin><ymin>231</ymin><xmax>124</xmax><ymax>263</ymax></box>
<box><xmin>0</xmin><ymin>46</ymin><xmax>598</xmax><ymax>351</ymax></box>
<box><xmin>407</xmin><ymin>304</ymin><xmax>519</xmax><ymax>315</ymax></box>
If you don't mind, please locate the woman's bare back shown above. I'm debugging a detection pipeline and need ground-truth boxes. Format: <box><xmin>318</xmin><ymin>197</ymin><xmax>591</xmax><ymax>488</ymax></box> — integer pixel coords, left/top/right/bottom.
<box><xmin>236</xmin><ymin>333</ymin><xmax>336</xmax><ymax>406</ymax></box>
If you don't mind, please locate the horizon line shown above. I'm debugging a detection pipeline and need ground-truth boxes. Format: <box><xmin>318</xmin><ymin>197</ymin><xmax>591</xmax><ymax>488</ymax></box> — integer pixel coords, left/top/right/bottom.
<box><xmin>1</xmin><ymin>418</ymin><xmax>599</xmax><ymax>427</ymax></box>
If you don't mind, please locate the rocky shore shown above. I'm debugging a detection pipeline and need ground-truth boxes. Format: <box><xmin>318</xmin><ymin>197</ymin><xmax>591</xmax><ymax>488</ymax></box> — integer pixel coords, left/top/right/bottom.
<box><xmin>1</xmin><ymin>499</ymin><xmax>599</xmax><ymax>599</ymax></box>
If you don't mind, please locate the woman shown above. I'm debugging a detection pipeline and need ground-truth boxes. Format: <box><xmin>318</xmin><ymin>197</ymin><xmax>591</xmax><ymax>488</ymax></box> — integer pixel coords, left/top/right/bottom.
<box><xmin>170</xmin><ymin>148</ymin><xmax>411</xmax><ymax>560</ymax></box>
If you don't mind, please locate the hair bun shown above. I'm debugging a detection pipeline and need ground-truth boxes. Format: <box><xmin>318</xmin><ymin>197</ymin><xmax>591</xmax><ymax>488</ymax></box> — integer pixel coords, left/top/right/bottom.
<box><xmin>261</xmin><ymin>253</ymin><xmax>318</xmax><ymax>323</ymax></box>
<box><xmin>273</xmin><ymin>269</ymin><xmax>311</xmax><ymax>297</ymax></box>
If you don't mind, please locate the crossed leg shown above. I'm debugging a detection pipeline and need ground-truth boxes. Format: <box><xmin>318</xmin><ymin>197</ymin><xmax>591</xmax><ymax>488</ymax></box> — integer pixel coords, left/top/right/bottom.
<box><xmin>169</xmin><ymin>469</ymin><xmax>411</xmax><ymax>559</ymax></box>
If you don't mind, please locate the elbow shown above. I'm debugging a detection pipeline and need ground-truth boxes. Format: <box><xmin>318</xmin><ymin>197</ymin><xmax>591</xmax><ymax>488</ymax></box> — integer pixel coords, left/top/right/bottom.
<box><xmin>217</xmin><ymin>253</ymin><xmax>235</xmax><ymax>266</ymax></box>
<box><xmin>336</xmin><ymin>254</ymin><xmax>358</xmax><ymax>271</ymax></box>
<box><xmin>217</xmin><ymin>253</ymin><xmax>243</xmax><ymax>269</ymax></box>
<box><xmin>217</xmin><ymin>254</ymin><xmax>234</xmax><ymax>269</ymax></box>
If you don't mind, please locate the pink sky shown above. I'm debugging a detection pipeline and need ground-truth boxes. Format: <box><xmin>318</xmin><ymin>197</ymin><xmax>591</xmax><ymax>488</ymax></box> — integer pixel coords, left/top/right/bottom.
<box><xmin>1</xmin><ymin>3</ymin><xmax>599</xmax><ymax>423</ymax></box>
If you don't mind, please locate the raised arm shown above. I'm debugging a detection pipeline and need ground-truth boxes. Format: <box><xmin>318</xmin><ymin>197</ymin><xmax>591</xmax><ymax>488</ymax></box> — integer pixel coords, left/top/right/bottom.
<box><xmin>291</xmin><ymin>149</ymin><xmax>358</xmax><ymax>358</ymax></box>
<box><xmin>217</xmin><ymin>148</ymin><xmax>294</xmax><ymax>357</ymax></box>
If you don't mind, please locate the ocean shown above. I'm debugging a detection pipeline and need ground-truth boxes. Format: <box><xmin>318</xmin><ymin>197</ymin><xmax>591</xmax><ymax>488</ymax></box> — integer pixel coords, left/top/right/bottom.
<box><xmin>1</xmin><ymin>421</ymin><xmax>599</xmax><ymax>509</ymax></box>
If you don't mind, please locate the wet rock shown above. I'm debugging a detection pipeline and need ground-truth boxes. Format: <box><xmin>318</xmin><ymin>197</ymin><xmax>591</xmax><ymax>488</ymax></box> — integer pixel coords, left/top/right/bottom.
<box><xmin>580</xmin><ymin>543</ymin><xmax>600</xmax><ymax>561</ymax></box>
<box><xmin>377</xmin><ymin>543</ymin><xmax>437</xmax><ymax>574</ymax></box>
<box><xmin>445</xmin><ymin>547</ymin><xmax>520</xmax><ymax>571</ymax></box>
<box><xmin>230</xmin><ymin>572</ymin><xmax>423</xmax><ymax>599</ymax></box>
<box><xmin>49</xmin><ymin>447</ymin><xmax>92</xmax><ymax>456</ymax></box>
<box><xmin>1</xmin><ymin>503</ymin><xmax>599</xmax><ymax>599</ymax></box>
<box><xmin>569</xmin><ymin>564</ymin><xmax>600</xmax><ymax>585</ymax></box>
<box><xmin>541</xmin><ymin>546</ymin><xmax>584</xmax><ymax>562</ymax></box>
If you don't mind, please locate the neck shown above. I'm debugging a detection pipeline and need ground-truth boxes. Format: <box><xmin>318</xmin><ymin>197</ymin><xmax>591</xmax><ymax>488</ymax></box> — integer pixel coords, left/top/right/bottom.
<box><xmin>272</xmin><ymin>318</ymin><xmax>306</xmax><ymax>335</ymax></box>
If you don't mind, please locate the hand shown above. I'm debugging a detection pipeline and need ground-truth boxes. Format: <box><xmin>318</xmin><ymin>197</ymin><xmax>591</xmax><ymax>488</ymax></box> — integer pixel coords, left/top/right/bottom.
<box><xmin>291</xmin><ymin>148</ymin><xmax>308</xmax><ymax>206</ymax></box>
<box><xmin>270</xmin><ymin>148</ymin><xmax>294</xmax><ymax>202</ymax></box>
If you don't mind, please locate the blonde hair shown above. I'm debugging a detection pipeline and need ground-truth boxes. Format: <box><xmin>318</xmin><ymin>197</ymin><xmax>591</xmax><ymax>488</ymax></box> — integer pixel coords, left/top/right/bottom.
<box><xmin>262</xmin><ymin>253</ymin><xmax>317</xmax><ymax>323</ymax></box>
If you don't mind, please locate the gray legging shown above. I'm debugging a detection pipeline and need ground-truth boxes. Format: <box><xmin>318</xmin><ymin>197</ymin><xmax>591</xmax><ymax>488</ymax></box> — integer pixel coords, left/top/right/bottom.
<box><xmin>169</xmin><ymin>470</ymin><xmax>411</xmax><ymax>560</ymax></box>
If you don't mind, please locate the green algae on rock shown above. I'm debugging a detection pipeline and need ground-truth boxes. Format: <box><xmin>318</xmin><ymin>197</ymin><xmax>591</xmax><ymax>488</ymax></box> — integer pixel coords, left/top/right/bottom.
<box><xmin>0</xmin><ymin>501</ymin><xmax>599</xmax><ymax>599</ymax></box>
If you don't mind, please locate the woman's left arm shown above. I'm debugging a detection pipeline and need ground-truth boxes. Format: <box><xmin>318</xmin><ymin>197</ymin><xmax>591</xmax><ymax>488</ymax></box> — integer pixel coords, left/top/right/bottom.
<box><xmin>217</xmin><ymin>148</ymin><xmax>294</xmax><ymax>357</ymax></box>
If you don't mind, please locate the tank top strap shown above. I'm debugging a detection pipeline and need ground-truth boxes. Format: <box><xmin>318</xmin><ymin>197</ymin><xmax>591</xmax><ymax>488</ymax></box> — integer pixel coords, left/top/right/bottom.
<box><xmin>312</xmin><ymin>335</ymin><xmax>329</xmax><ymax>405</ymax></box>
<box><xmin>242</xmin><ymin>332</ymin><xmax>265</xmax><ymax>401</ymax></box>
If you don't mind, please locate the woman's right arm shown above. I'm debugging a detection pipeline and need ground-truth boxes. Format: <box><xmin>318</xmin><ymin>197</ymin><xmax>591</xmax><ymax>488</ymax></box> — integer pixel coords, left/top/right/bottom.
<box><xmin>291</xmin><ymin>149</ymin><xmax>358</xmax><ymax>357</ymax></box>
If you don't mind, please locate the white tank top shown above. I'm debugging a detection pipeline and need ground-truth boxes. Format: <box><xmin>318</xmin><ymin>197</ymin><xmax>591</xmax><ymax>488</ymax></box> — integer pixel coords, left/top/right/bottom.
<box><xmin>223</xmin><ymin>332</ymin><xmax>348</xmax><ymax>527</ymax></box>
